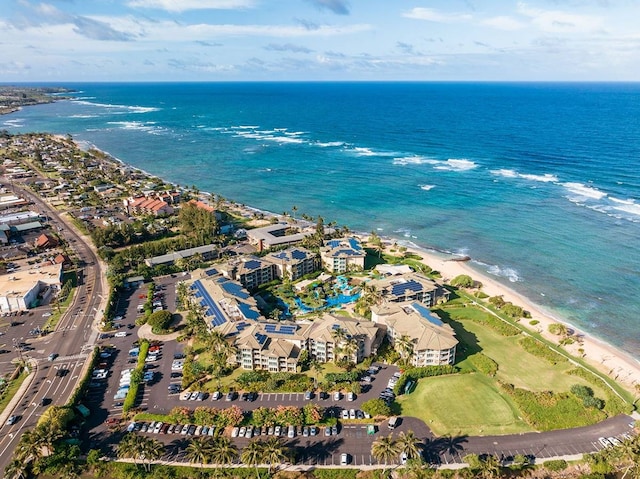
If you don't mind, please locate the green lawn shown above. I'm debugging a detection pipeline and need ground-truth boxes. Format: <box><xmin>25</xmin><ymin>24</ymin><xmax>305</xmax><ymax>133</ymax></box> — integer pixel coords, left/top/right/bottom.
<box><xmin>444</xmin><ymin>308</ymin><xmax>603</xmax><ymax>396</ymax></box>
<box><xmin>398</xmin><ymin>373</ymin><xmax>530</xmax><ymax>436</ymax></box>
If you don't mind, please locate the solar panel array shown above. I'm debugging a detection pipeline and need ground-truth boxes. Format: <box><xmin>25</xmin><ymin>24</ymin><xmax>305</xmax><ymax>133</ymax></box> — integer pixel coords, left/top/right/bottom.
<box><xmin>238</xmin><ymin>302</ymin><xmax>261</xmax><ymax>321</ymax></box>
<box><xmin>348</xmin><ymin>238</ymin><xmax>362</xmax><ymax>250</ymax></box>
<box><xmin>390</xmin><ymin>280</ymin><xmax>423</xmax><ymax>297</ymax></box>
<box><xmin>244</xmin><ymin>260</ymin><xmax>263</xmax><ymax>270</ymax></box>
<box><xmin>412</xmin><ymin>302</ymin><xmax>444</xmax><ymax>327</ymax></box>
<box><xmin>263</xmin><ymin>323</ymin><xmax>297</xmax><ymax>335</ymax></box>
<box><xmin>191</xmin><ymin>280</ymin><xmax>227</xmax><ymax>327</ymax></box>
<box><xmin>236</xmin><ymin>321</ymin><xmax>250</xmax><ymax>332</ymax></box>
<box><xmin>219</xmin><ymin>280</ymin><xmax>250</xmax><ymax>299</ymax></box>
<box><xmin>291</xmin><ymin>249</ymin><xmax>307</xmax><ymax>260</ymax></box>
<box><xmin>273</xmin><ymin>251</ymin><xmax>289</xmax><ymax>260</ymax></box>
<box><xmin>205</xmin><ymin>268</ymin><xmax>218</xmax><ymax>276</ymax></box>
<box><xmin>327</xmin><ymin>240</ymin><xmax>341</xmax><ymax>248</ymax></box>
<box><xmin>254</xmin><ymin>332</ymin><xmax>268</xmax><ymax>345</ymax></box>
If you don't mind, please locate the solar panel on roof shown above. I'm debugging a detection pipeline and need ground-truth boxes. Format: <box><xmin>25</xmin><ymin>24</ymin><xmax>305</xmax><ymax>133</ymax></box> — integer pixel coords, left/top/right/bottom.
<box><xmin>274</xmin><ymin>251</ymin><xmax>288</xmax><ymax>259</ymax></box>
<box><xmin>220</xmin><ymin>281</ymin><xmax>250</xmax><ymax>300</ymax></box>
<box><xmin>192</xmin><ymin>280</ymin><xmax>227</xmax><ymax>327</ymax></box>
<box><xmin>264</xmin><ymin>324</ymin><xmax>277</xmax><ymax>332</ymax></box>
<box><xmin>348</xmin><ymin>238</ymin><xmax>362</xmax><ymax>250</ymax></box>
<box><xmin>412</xmin><ymin>302</ymin><xmax>444</xmax><ymax>326</ymax></box>
<box><xmin>236</xmin><ymin>322</ymin><xmax>249</xmax><ymax>331</ymax></box>
<box><xmin>205</xmin><ymin>268</ymin><xmax>218</xmax><ymax>276</ymax></box>
<box><xmin>291</xmin><ymin>249</ymin><xmax>307</xmax><ymax>260</ymax></box>
<box><xmin>254</xmin><ymin>332</ymin><xmax>268</xmax><ymax>345</ymax></box>
<box><xmin>327</xmin><ymin>240</ymin><xmax>340</xmax><ymax>248</ymax></box>
<box><xmin>391</xmin><ymin>280</ymin><xmax>423</xmax><ymax>296</ymax></box>
<box><xmin>238</xmin><ymin>302</ymin><xmax>261</xmax><ymax>321</ymax></box>
<box><xmin>244</xmin><ymin>260</ymin><xmax>262</xmax><ymax>270</ymax></box>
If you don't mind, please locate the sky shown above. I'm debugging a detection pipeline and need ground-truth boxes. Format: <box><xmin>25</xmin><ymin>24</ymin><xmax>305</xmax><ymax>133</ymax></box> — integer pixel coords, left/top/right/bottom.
<box><xmin>1</xmin><ymin>0</ymin><xmax>640</xmax><ymax>82</ymax></box>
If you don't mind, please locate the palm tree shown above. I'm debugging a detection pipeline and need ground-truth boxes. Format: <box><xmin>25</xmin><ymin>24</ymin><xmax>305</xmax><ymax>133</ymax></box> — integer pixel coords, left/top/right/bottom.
<box><xmin>117</xmin><ymin>433</ymin><xmax>142</xmax><ymax>466</ymax></box>
<box><xmin>14</xmin><ymin>429</ymin><xmax>43</xmax><ymax>464</ymax></box>
<box><xmin>33</xmin><ymin>422</ymin><xmax>63</xmax><ymax>456</ymax></box>
<box><xmin>396</xmin><ymin>334</ymin><xmax>414</xmax><ymax>363</ymax></box>
<box><xmin>139</xmin><ymin>436</ymin><xmax>164</xmax><ymax>472</ymax></box>
<box><xmin>210</xmin><ymin>436</ymin><xmax>238</xmax><ymax>465</ymax></box>
<box><xmin>397</xmin><ymin>430</ymin><xmax>421</xmax><ymax>461</ymax></box>
<box><xmin>241</xmin><ymin>439</ymin><xmax>265</xmax><ymax>479</ymax></box>
<box><xmin>477</xmin><ymin>454</ymin><xmax>501</xmax><ymax>479</ymax></box>
<box><xmin>371</xmin><ymin>434</ymin><xmax>400</xmax><ymax>466</ymax></box>
<box><xmin>186</xmin><ymin>437</ymin><xmax>214</xmax><ymax>466</ymax></box>
<box><xmin>262</xmin><ymin>437</ymin><xmax>288</xmax><ymax>474</ymax></box>
<box><xmin>3</xmin><ymin>459</ymin><xmax>28</xmax><ymax>479</ymax></box>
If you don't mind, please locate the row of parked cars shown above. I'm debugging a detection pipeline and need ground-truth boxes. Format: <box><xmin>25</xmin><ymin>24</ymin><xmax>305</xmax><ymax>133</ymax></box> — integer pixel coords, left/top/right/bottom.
<box><xmin>340</xmin><ymin>408</ymin><xmax>370</xmax><ymax>420</ymax></box>
<box><xmin>128</xmin><ymin>420</ymin><xmax>219</xmax><ymax>437</ymax></box>
<box><xmin>231</xmin><ymin>424</ymin><xmax>326</xmax><ymax>439</ymax></box>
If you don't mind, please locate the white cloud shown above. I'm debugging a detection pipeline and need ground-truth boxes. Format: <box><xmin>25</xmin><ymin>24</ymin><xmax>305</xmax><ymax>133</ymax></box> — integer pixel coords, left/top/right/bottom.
<box><xmin>517</xmin><ymin>2</ymin><xmax>602</xmax><ymax>33</ymax></box>
<box><xmin>403</xmin><ymin>7</ymin><xmax>472</xmax><ymax>23</ymax></box>
<box><xmin>126</xmin><ymin>0</ymin><xmax>256</xmax><ymax>12</ymax></box>
<box><xmin>482</xmin><ymin>16</ymin><xmax>525</xmax><ymax>31</ymax></box>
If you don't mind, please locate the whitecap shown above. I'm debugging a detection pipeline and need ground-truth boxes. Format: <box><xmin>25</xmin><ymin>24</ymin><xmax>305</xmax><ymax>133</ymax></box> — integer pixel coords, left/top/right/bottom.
<box><xmin>419</xmin><ymin>184</ymin><xmax>436</xmax><ymax>191</ymax></box>
<box><xmin>519</xmin><ymin>173</ymin><xmax>558</xmax><ymax>182</ymax></box>
<box><xmin>490</xmin><ymin>169</ymin><xmax>518</xmax><ymax>178</ymax></box>
<box><xmin>316</xmin><ymin>141</ymin><xmax>344</xmax><ymax>147</ymax></box>
<box><xmin>434</xmin><ymin>158</ymin><xmax>478</xmax><ymax>171</ymax></box>
<box><xmin>562</xmin><ymin>182</ymin><xmax>607</xmax><ymax>200</ymax></box>
<box><xmin>71</xmin><ymin>99</ymin><xmax>160</xmax><ymax>113</ymax></box>
<box><xmin>393</xmin><ymin>155</ymin><xmax>439</xmax><ymax>166</ymax></box>
<box><xmin>350</xmin><ymin>147</ymin><xmax>398</xmax><ymax>157</ymax></box>
<box><xmin>69</xmin><ymin>114</ymin><xmax>98</xmax><ymax>119</ymax></box>
<box><xmin>486</xmin><ymin>264</ymin><xmax>521</xmax><ymax>283</ymax></box>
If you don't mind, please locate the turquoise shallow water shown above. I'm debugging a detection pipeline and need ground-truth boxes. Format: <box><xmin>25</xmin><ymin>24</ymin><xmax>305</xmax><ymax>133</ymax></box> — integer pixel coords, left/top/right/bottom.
<box><xmin>4</xmin><ymin>82</ymin><xmax>640</xmax><ymax>358</ymax></box>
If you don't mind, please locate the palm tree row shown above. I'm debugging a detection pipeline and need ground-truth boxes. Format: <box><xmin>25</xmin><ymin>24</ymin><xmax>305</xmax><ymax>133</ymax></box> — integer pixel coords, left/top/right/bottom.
<box><xmin>117</xmin><ymin>433</ymin><xmax>165</xmax><ymax>472</ymax></box>
<box><xmin>371</xmin><ymin>430</ymin><xmax>422</xmax><ymax>466</ymax></box>
<box><xmin>241</xmin><ymin>437</ymin><xmax>289</xmax><ymax>477</ymax></box>
<box><xmin>185</xmin><ymin>435</ymin><xmax>239</xmax><ymax>466</ymax></box>
<box><xmin>4</xmin><ymin>422</ymin><xmax>64</xmax><ymax>479</ymax></box>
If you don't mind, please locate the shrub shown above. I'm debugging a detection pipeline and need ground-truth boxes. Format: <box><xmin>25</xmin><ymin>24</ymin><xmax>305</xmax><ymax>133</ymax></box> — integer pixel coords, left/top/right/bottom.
<box><xmin>450</xmin><ymin>275</ymin><xmax>474</xmax><ymax>288</ymax></box>
<box><xmin>519</xmin><ymin>337</ymin><xmax>568</xmax><ymax>365</ymax></box>
<box><xmin>529</xmin><ymin>320</ymin><xmax>540</xmax><ymax>326</ymax></box>
<box><xmin>543</xmin><ymin>459</ymin><xmax>568</xmax><ymax>471</ymax></box>
<box><xmin>567</xmin><ymin>368</ymin><xmax>632</xmax><ymax>415</ymax></box>
<box><xmin>147</xmin><ymin>310</ymin><xmax>173</xmax><ymax>333</ymax></box>
<box><xmin>468</xmin><ymin>353</ymin><xmax>498</xmax><ymax>377</ymax></box>
<box><xmin>361</xmin><ymin>398</ymin><xmax>391</xmax><ymax>417</ymax></box>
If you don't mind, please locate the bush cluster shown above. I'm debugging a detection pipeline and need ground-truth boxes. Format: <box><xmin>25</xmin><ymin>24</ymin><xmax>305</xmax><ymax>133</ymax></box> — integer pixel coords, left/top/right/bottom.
<box><xmin>468</xmin><ymin>353</ymin><xmax>498</xmax><ymax>377</ymax></box>
<box><xmin>567</xmin><ymin>368</ymin><xmax>632</xmax><ymax>415</ymax></box>
<box><xmin>519</xmin><ymin>337</ymin><xmax>568</xmax><ymax>365</ymax></box>
<box><xmin>123</xmin><ymin>339</ymin><xmax>149</xmax><ymax>413</ymax></box>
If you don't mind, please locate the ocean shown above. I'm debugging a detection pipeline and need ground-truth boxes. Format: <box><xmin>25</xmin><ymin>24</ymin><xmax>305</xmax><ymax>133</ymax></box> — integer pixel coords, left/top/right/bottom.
<box><xmin>3</xmin><ymin>82</ymin><xmax>640</xmax><ymax>358</ymax></box>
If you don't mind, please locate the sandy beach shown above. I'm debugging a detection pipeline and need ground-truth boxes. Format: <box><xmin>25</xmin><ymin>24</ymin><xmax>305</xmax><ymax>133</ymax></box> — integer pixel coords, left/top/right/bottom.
<box><xmin>386</xmin><ymin>239</ymin><xmax>640</xmax><ymax>396</ymax></box>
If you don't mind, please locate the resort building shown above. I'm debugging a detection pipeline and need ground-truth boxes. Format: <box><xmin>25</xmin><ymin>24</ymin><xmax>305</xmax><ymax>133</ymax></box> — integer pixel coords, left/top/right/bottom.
<box><xmin>233</xmin><ymin>321</ymin><xmax>308</xmax><ymax>372</ymax></box>
<box><xmin>189</xmin><ymin>269</ymin><xmax>262</xmax><ymax>329</ymax></box>
<box><xmin>320</xmin><ymin>237</ymin><xmax>366</xmax><ymax>273</ymax></box>
<box><xmin>371</xmin><ymin>302</ymin><xmax>458</xmax><ymax>366</ymax></box>
<box><xmin>368</xmin><ymin>271</ymin><xmax>450</xmax><ymax>307</ymax></box>
<box><xmin>263</xmin><ymin>247</ymin><xmax>320</xmax><ymax>281</ymax></box>
<box><xmin>246</xmin><ymin>223</ymin><xmax>312</xmax><ymax>252</ymax></box>
<box><xmin>125</xmin><ymin>196</ymin><xmax>174</xmax><ymax>217</ymax></box>
<box><xmin>305</xmin><ymin>314</ymin><xmax>384</xmax><ymax>364</ymax></box>
<box><xmin>218</xmin><ymin>257</ymin><xmax>277</xmax><ymax>290</ymax></box>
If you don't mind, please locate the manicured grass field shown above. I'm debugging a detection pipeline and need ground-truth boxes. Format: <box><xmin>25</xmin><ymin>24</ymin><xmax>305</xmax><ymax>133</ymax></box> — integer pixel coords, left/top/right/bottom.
<box><xmin>443</xmin><ymin>307</ymin><xmax>604</xmax><ymax>396</ymax></box>
<box><xmin>398</xmin><ymin>373</ymin><xmax>530</xmax><ymax>436</ymax></box>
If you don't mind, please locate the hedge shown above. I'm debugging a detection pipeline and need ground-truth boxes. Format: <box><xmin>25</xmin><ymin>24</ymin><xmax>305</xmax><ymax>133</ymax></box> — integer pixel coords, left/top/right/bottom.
<box><xmin>567</xmin><ymin>367</ymin><xmax>632</xmax><ymax>415</ymax></box>
<box><xmin>123</xmin><ymin>339</ymin><xmax>149</xmax><ymax>414</ymax></box>
<box><xmin>393</xmin><ymin>365</ymin><xmax>458</xmax><ymax>396</ymax></box>
<box><xmin>468</xmin><ymin>353</ymin><xmax>498</xmax><ymax>377</ymax></box>
<box><xmin>66</xmin><ymin>346</ymin><xmax>99</xmax><ymax>406</ymax></box>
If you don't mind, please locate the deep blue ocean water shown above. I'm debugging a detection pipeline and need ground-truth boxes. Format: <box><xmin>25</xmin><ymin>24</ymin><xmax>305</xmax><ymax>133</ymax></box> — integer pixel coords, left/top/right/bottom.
<box><xmin>3</xmin><ymin>82</ymin><xmax>640</xmax><ymax>358</ymax></box>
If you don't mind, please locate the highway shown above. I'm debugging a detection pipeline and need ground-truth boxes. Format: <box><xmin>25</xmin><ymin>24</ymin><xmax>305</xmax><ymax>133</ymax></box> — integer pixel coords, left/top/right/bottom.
<box><xmin>0</xmin><ymin>180</ymin><xmax>106</xmax><ymax>470</ymax></box>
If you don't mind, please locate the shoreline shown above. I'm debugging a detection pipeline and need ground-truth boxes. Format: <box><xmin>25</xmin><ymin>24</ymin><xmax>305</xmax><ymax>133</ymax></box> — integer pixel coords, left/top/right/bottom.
<box><xmin>383</xmin><ymin>238</ymin><xmax>640</xmax><ymax>394</ymax></box>
<box><xmin>36</xmin><ymin>133</ymin><xmax>640</xmax><ymax>395</ymax></box>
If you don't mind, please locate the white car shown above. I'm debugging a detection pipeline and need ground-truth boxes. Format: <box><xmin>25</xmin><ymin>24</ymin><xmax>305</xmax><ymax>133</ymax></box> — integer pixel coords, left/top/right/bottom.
<box><xmin>114</xmin><ymin>332</ymin><xmax>128</xmax><ymax>338</ymax></box>
<box><xmin>340</xmin><ymin>453</ymin><xmax>349</xmax><ymax>466</ymax></box>
<box><xmin>231</xmin><ymin>427</ymin><xmax>240</xmax><ymax>438</ymax></box>
<box><xmin>153</xmin><ymin>422</ymin><xmax>163</xmax><ymax>434</ymax></box>
<box><xmin>341</xmin><ymin>410</ymin><xmax>349</xmax><ymax>419</ymax></box>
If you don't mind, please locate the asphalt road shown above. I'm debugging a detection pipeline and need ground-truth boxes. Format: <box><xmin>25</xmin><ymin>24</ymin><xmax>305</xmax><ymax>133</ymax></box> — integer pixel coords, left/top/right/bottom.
<box><xmin>0</xmin><ymin>181</ymin><xmax>105</xmax><ymax>471</ymax></box>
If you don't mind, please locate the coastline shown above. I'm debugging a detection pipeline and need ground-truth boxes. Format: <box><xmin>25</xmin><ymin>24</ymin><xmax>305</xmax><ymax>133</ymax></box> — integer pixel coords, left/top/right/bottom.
<box><xmin>388</xmin><ymin>239</ymin><xmax>640</xmax><ymax>394</ymax></box>
<box><xmin>66</xmin><ymin>135</ymin><xmax>640</xmax><ymax>395</ymax></box>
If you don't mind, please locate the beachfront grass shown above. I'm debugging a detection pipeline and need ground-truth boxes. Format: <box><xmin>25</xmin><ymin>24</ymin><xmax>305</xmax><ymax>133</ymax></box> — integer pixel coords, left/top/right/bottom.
<box><xmin>448</xmin><ymin>313</ymin><xmax>599</xmax><ymax>394</ymax></box>
<box><xmin>398</xmin><ymin>373</ymin><xmax>530</xmax><ymax>436</ymax></box>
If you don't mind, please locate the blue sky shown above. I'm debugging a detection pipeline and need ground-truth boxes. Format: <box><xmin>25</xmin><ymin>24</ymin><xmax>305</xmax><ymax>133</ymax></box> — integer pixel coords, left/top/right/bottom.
<box><xmin>1</xmin><ymin>0</ymin><xmax>639</xmax><ymax>81</ymax></box>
